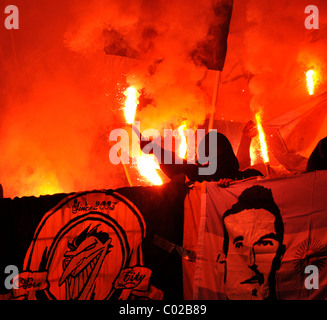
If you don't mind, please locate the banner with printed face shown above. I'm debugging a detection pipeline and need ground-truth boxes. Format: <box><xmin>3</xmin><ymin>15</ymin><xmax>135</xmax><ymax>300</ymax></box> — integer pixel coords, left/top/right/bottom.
<box><xmin>194</xmin><ymin>171</ymin><xmax>327</xmax><ymax>300</ymax></box>
<box><xmin>0</xmin><ymin>182</ymin><xmax>185</xmax><ymax>300</ymax></box>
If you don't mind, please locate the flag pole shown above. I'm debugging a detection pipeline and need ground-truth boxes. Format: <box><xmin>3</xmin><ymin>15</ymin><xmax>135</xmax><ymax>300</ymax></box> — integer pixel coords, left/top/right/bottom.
<box><xmin>208</xmin><ymin>70</ymin><xmax>222</xmax><ymax>131</ymax></box>
<box><xmin>119</xmin><ymin>149</ymin><xmax>133</xmax><ymax>187</ymax></box>
<box><xmin>202</xmin><ymin>70</ymin><xmax>221</xmax><ymax>194</ymax></box>
<box><xmin>122</xmin><ymin>162</ymin><xmax>133</xmax><ymax>186</ymax></box>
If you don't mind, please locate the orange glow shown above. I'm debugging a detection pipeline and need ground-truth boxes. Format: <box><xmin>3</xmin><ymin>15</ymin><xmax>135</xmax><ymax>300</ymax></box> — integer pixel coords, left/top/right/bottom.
<box><xmin>177</xmin><ymin>122</ymin><xmax>187</xmax><ymax>159</ymax></box>
<box><xmin>32</xmin><ymin>172</ymin><xmax>64</xmax><ymax>196</ymax></box>
<box><xmin>306</xmin><ymin>69</ymin><xmax>318</xmax><ymax>96</ymax></box>
<box><xmin>124</xmin><ymin>86</ymin><xmax>140</xmax><ymax>124</ymax></box>
<box><xmin>255</xmin><ymin>112</ymin><xmax>269</xmax><ymax>163</ymax></box>
<box><xmin>37</xmin><ymin>183</ymin><xmax>63</xmax><ymax>196</ymax></box>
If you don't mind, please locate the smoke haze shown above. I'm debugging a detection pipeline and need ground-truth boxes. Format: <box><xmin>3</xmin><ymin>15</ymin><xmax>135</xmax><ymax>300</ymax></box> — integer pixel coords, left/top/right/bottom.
<box><xmin>1</xmin><ymin>0</ymin><xmax>327</xmax><ymax>197</ymax></box>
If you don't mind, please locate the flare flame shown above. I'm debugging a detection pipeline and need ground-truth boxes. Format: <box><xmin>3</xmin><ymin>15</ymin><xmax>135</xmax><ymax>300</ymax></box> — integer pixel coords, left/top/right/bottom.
<box><xmin>136</xmin><ymin>154</ymin><xmax>163</xmax><ymax>186</ymax></box>
<box><xmin>255</xmin><ymin>112</ymin><xmax>269</xmax><ymax>163</ymax></box>
<box><xmin>123</xmin><ymin>86</ymin><xmax>163</xmax><ymax>186</ymax></box>
<box><xmin>177</xmin><ymin>123</ymin><xmax>187</xmax><ymax>159</ymax></box>
<box><xmin>306</xmin><ymin>69</ymin><xmax>318</xmax><ymax>96</ymax></box>
<box><xmin>124</xmin><ymin>87</ymin><xmax>140</xmax><ymax>124</ymax></box>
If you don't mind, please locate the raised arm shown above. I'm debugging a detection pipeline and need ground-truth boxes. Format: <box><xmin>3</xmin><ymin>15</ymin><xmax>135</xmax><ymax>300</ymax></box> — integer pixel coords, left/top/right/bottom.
<box><xmin>237</xmin><ymin>120</ymin><xmax>257</xmax><ymax>170</ymax></box>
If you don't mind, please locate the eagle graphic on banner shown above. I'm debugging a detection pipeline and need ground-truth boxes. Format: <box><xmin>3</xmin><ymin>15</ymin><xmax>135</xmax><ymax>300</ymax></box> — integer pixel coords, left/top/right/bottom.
<box><xmin>8</xmin><ymin>191</ymin><xmax>158</xmax><ymax>300</ymax></box>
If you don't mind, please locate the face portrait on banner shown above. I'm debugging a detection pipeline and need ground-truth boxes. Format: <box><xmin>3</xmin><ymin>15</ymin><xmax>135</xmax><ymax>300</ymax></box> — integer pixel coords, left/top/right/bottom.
<box><xmin>219</xmin><ymin>185</ymin><xmax>285</xmax><ymax>300</ymax></box>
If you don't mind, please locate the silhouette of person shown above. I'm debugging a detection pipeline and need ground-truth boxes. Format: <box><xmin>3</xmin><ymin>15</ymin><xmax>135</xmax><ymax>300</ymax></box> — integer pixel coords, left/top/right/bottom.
<box><xmin>218</xmin><ymin>185</ymin><xmax>285</xmax><ymax>300</ymax></box>
<box><xmin>140</xmin><ymin>120</ymin><xmax>263</xmax><ymax>183</ymax></box>
<box><xmin>306</xmin><ymin>136</ymin><xmax>327</xmax><ymax>172</ymax></box>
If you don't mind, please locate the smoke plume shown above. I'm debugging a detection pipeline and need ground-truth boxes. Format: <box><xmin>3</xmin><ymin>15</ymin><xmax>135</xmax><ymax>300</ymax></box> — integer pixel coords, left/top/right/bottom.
<box><xmin>0</xmin><ymin>0</ymin><xmax>222</xmax><ymax>197</ymax></box>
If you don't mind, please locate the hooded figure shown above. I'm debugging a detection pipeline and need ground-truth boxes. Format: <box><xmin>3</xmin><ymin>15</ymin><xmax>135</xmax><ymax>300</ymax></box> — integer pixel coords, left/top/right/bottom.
<box><xmin>306</xmin><ymin>137</ymin><xmax>327</xmax><ymax>172</ymax></box>
<box><xmin>191</xmin><ymin>131</ymin><xmax>262</xmax><ymax>182</ymax></box>
<box><xmin>141</xmin><ymin>126</ymin><xmax>263</xmax><ymax>183</ymax></box>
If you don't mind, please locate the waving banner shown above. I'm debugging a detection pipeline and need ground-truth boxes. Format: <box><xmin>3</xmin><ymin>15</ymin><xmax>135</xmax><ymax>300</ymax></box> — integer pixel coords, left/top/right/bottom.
<box><xmin>0</xmin><ymin>182</ymin><xmax>185</xmax><ymax>300</ymax></box>
<box><xmin>194</xmin><ymin>171</ymin><xmax>327</xmax><ymax>300</ymax></box>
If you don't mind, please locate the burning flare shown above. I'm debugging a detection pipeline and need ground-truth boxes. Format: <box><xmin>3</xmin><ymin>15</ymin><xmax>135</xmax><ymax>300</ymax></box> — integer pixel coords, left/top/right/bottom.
<box><xmin>306</xmin><ymin>69</ymin><xmax>318</xmax><ymax>96</ymax></box>
<box><xmin>136</xmin><ymin>154</ymin><xmax>163</xmax><ymax>186</ymax></box>
<box><xmin>255</xmin><ymin>112</ymin><xmax>269</xmax><ymax>163</ymax></box>
<box><xmin>123</xmin><ymin>86</ymin><xmax>163</xmax><ymax>186</ymax></box>
<box><xmin>124</xmin><ymin>86</ymin><xmax>140</xmax><ymax>124</ymax></box>
<box><xmin>178</xmin><ymin>123</ymin><xmax>187</xmax><ymax>159</ymax></box>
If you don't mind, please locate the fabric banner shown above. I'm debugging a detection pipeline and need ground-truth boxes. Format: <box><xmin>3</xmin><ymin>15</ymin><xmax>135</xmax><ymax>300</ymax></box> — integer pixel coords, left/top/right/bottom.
<box><xmin>183</xmin><ymin>182</ymin><xmax>204</xmax><ymax>299</ymax></box>
<box><xmin>191</xmin><ymin>0</ymin><xmax>234</xmax><ymax>71</ymax></box>
<box><xmin>0</xmin><ymin>182</ymin><xmax>185</xmax><ymax>300</ymax></box>
<box><xmin>264</xmin><ymin>92</ymin><xmax>327</xmax><ymax>172</ymax></box>
<box><xmin>103</xmin><ymin>0</ymin><xmax>234</xmax><ymax>72</ymax></box>
<box><xmin>194</xmin><ymin>171</ymin><xmax>327</xmax><ymax>300</ymax></box>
